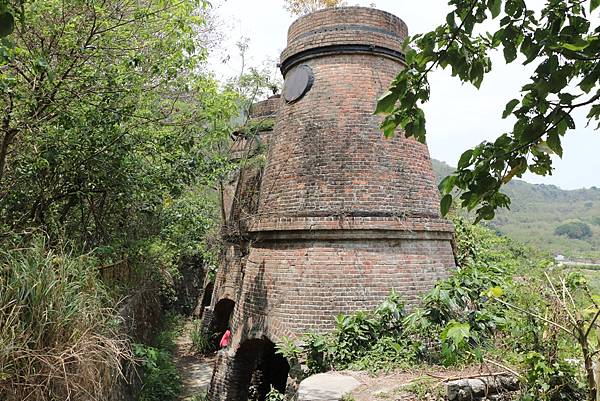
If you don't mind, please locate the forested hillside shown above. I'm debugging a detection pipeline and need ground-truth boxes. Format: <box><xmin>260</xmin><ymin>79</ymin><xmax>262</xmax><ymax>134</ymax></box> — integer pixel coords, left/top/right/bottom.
<box><xmin>432</xmin><ymin>160</ymin><xmax>600</xmax><ymax>260</ymax></box>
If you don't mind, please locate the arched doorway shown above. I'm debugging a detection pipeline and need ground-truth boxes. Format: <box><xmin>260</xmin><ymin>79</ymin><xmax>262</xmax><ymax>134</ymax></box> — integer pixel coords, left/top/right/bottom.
<box><xmin>201</xmin><ymin>283</ymin><xmax>214</xmax><ymax>309</ymax></box>
<box><xmin>229</xmin><ymin>338</ymin><xmax>290</xmax><ymax>401</ymax></box>
<box><xmin>213</xmin><ymin>299</ymin><xmax>235</xmax><ymax>332</ymax></box>
<box><xmin>211</xmin><ymin>298</ymin><xmax>235</xmax><ymax>348</ymax></box>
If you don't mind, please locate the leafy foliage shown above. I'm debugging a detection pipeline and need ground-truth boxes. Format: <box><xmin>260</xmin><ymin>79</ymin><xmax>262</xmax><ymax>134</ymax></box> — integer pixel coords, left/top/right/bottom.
<box><xmin>433</xmin><ymin>159</ymin><xmax>600</xmax><ymax>259</ymax></box>
<box><xmin>377</xmin><ymin>0</ymin><xmax>600</xmax><ymax>222</ymax></box>
<box><xmin>0</xmin><ymin>0</ymin><xmax>242</xmax><ymax>311</ymax></box>
<box><xmin>281</xmin><ymin>215</ymin><xmax>600</xmax><ymax>399</ymax></box>
<box><xmin>134</xmin><ymin>344</ymin><xmax>182</xmax><ymax>401</ymax></box>
<box><xmin>0</xmin><ymin>1</ymin><xmax>245</xmax><ymax>399</ymax></box>
<box><xmin>133</xmin><ymin>313</ymin><xmax>185</xmax><ymax>401</ymax></box>
<box><xmin>280</xmin><ymin>216</ymin><xmax>556</xmax><ymax>379</ymax></box>
<box><xmin>555</xmin><ymin>220</ymin><xmax>593</xmax><ymax>239</ymax></box>
<box><xmin>265</xmin><ymin>386</ymin><xmax>286</xmax><ymax>401</ymax></box>
<box><xmin>283</xmin><ymin>0</ymin><xmax>347</xmax><ymax>16</ymax></box>
<box><xmin>0</xmin><ymin>0</ymin><xmax>234</xmax><ymax>252</ymax></box>
<box><xmin>519</xmin><ymin>351</ymin><xmax>586</xmax><ymax>401</ymax></box>
<box><xmin>190</xmin><ymin>319</ymin><xmax>216</xmax><ymax>354</ymax></box>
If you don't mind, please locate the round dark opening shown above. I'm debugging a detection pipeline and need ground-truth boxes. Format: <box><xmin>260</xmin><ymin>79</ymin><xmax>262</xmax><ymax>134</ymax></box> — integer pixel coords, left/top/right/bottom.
<box><xmin>283</xmin><ymin>65</ymin><xmax>314</xmax><ymax>103</ymax></box>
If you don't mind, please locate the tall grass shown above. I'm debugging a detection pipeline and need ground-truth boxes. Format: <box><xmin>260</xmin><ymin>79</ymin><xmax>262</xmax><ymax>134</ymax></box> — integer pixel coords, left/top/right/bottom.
<box><xmin>0</xmin><ymin>237</ymin><xmax>133</xmax><ymax>401</ymax></box>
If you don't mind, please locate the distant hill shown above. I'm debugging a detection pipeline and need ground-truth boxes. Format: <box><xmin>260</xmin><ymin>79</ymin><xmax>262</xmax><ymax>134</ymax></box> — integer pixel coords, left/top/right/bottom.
<box><xmin>431</xmin><ymin>159</ymin><xmax>600</xmax><ymax>260</ymax></box>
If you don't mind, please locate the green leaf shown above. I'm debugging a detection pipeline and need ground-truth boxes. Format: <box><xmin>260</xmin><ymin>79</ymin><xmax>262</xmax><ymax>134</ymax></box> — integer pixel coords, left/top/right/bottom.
<box><xmin>458</xmin><ymin>149</ymin><xmax>474</xmax><ymax>169</ymax></box>
<box><xmin>440</xmin><ymin>194</ymin><xmax>453</xmax><ymax>216</ymax></box>
<box><xmin>561</xmin><ymin>39</ymin><xmax>590</xmax><ymax>52</ymax></box>
<box><xmin>381</xmin><ymin>118</ymin><xmax>397</xmax><ymax>138</ymax></box>
<box><xmin>405</xmin><ymin>48</ymin><xmax>417</xmax><ymax>65</ymax></box>
<box><xmin>486</xmin><ymin>286</ymin><xmax>504</xmax><ymax>298</ymax></box>
<box><xmin>443</xmin><ymin>321</ymin><xmax>471</xmax><ymax>346</ymax></box>
<box><xmin>375</xmin><ymin>91</ymin><xmax>397</xmax><ymax>115</ymax></box>
<box><xmin>490</xmin><ymin>0</ymin><xmax>502</xmax><ymax>18</ymax></box>
<box><xmin>579</xmin><ymin>64</ymin><xmax>600</xmax><ymax>93</ymax></box>
<box><xmin>593</xmin><ymin>0</ymin><xmax>600</xmax><ymax>12</ymax></box>
<box><xmin>439</xmin><ymin>175</ymin><xmax>457</xmax><ymax>194</ymax></box>
<box><xmin>503</xmin><ymin>44</ymin><xmax>517</xmax><ymax>63</ymax></box>
<box><xmin>0</xmin><ymin>11</ymin><xmax>15</xmax><ymax>38</ymax></box>
<box><xmin>502</xmin><ymin>99</ymin><xmax>519</xmax><ymax>118</ymax></box>
<box><xmin>547</xmin><ymin>131</ymin><xmax>563</xmax><ymax>157</ymax></box>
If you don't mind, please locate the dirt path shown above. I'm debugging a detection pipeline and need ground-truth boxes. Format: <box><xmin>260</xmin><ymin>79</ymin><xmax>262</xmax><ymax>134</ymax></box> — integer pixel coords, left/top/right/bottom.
<box><xmin>173</xmin><ymin>320</ymin><xmax>217</xmax><ymax>400</ymax></box>
<box><xmin>346</xmin><ymin>365</ymin><xmax>497</xmax><ymax>401</ymax></box>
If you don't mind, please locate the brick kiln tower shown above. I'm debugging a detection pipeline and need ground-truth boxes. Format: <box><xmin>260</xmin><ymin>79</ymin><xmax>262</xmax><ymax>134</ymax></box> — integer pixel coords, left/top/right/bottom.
<box><xmin>199</xmin><ymin>96</ymin><xmax>280</xmax><ymax>340</ymax></box>
<box><xmin>209</xmin><ymin>7</ymin><xmax>456</xmax><ymax>400</ymax></box>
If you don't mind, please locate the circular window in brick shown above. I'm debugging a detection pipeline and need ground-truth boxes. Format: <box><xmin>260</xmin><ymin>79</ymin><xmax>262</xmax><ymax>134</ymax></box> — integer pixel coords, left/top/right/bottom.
<box><xmin>283</xmin><ymin>65</ymin><xmax>314</xmax><ymax>103</ymax></box>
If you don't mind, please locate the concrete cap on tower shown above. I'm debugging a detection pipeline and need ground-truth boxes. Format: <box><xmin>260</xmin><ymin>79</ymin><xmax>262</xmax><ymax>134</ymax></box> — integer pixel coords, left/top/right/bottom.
<box><xmin>280</xmin><ymin>7</ymin><xmax>408</xmax><ymax>76</ymax></box>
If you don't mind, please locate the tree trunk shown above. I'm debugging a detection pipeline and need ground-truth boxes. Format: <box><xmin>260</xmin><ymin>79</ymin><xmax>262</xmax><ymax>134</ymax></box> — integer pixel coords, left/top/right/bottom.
<box><xmin>579</xmin><ymin>331</ymin><xmax>597</xmax><ymax>401</ymax></box>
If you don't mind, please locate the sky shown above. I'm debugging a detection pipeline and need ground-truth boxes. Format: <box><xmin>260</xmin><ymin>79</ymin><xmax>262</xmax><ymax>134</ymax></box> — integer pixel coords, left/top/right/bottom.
<box><xmin>207</xmin><ymin>0</ymin><xmax>600</xmax><ymax>190</ymax></box>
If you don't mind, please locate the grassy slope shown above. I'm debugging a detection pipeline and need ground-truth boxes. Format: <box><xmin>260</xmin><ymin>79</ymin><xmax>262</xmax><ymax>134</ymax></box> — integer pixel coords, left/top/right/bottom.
<box><xmin>431</xmin><ymin>159</ymin><xmax>600</xmax><ymax>259</ymax></box>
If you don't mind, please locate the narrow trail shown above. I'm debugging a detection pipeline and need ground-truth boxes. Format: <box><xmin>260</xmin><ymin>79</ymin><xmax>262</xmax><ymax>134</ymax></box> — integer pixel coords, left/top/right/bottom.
<box><xmin>173</xmin><ymin>320</ymin><xmax>216</xmax><ymax>400</ymax></box>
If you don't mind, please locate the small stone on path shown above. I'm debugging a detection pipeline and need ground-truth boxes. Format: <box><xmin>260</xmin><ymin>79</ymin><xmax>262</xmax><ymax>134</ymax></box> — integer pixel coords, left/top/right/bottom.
<box><xmin>297</xmin><ymin>373</ymin><xmax>362</xmax><ymax>401</ymax></box>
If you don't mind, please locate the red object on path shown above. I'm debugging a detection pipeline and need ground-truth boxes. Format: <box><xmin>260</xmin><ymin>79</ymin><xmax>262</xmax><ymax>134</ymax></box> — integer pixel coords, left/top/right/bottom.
<box><xmin>219</xmin><ymin>330</ymin><xmax>231</xmax><ymax>348</ymax></box>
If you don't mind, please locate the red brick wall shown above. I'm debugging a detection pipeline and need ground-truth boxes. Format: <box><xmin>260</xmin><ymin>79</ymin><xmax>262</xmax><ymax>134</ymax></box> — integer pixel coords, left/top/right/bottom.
<box><xmin>256</xmin><ymin>55</ymin><xmax>442</xmax><ymax>224</ymax></box>
<box><xmin>282</xmin><ymin>7</ymin><xmax>408</xmax><ymax>68</ymax></box>
<box><xmin>234</xmin><ymin>236</ymin><xmax>454</xmax><ymax>339</ymax></box>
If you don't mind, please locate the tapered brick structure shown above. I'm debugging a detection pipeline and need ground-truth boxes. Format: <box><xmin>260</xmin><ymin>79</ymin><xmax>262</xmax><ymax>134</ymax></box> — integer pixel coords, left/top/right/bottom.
<box><xmin>209</xmin><ymin>7</ymin><xmax>455</xmax><ymax>400</ymax></box>
<box><xmin>200</xmin><ymin>96</ymin><xmax>280</xmax><ymax>339</ymax></box>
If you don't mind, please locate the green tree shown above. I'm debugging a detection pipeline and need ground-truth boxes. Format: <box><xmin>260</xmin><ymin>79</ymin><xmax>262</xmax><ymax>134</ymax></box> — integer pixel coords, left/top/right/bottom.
<box><xmin>377</xmin><ymin>0</ymin><xmax>600</xmax><ymax>222</ymax></box>
<box><xmin>0</xmin><ymin>0</ymin><xmax>239</xmax><ymax>251</ymax></box>
<box><xmin>555</xmin><ymin>220</ymin><xmax>593</xmax><ymax>239</ymax></box>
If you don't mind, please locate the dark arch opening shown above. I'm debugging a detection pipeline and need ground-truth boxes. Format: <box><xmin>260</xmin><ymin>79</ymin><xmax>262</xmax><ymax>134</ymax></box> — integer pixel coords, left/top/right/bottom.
<box><xmin>230</xmin><ymin>338</ymin><xmax>290</xmax><ymax>401</ymax></box>
<box><xmin>201</xmin><ymin>282</ymin><xmax>214</xmax><ymax>309</ymax></box>
<box><xmin>213</xmin><ymin>299</ymin><xmax>235</xmax><ymax>332</ymax></box>
<box><xmin>196</xmin><ymin>282</ymin><xmax>214</xmax><ymax>319</ymax></box>
<box><xmin>210</xmin><ymin>298</ymin><xmax>235</xmax><ymax>348</ymax></box>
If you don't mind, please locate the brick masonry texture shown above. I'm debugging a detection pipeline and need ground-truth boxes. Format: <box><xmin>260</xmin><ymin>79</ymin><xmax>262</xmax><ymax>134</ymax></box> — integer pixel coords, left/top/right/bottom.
<box><xmin>211</xmin><ymin>96</ymin><xmax>279</xmax><ymax>307</ymax></box>
<box><xmin>209</xmin><ymin>7</ymin><xmax>456</xmax><ymax>400</ymax></box>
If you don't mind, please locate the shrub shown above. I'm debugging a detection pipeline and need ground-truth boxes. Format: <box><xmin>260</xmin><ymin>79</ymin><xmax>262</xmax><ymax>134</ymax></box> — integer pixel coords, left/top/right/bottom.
<box><xmin>282</xmin><ymin>219</ymin><xmax>551</xmax><ymax>373</ymax></box>
<box><xmin>190</xmin><ymin>319</ymin><xmax>216</xmax><ymax>354</ymax></box>
<box><xmin>519</xmin><ymin>351</ymin><xmax>586</xmax><ymax>401</ymax></box>
<box><xmin>190</xmin><ymin>393</ymin><xmax>209</xmax><ymax>401</ymax></box>
<box><xmin>265</xmin><ymin>386</ymin><xmax>286</xmax><ymax>401</ymax></box>
<box><xmin>134</xmin><ymin>313</ymin><xmax>183</xmax><ymax>401</ymax></box>
<box><xmin>555</xmin><ymin>221</ymin><xmax>593</xmax><ymax>239</ymax></box>
<box><xmin>133</xmin><ymin>344</ymin><xmax>181</xmax><ymax>401</ymax></box>
<box><xmin>0</xmin><ymin>237</ymin><xmax>132</xmax><ymax>401</ymax></box>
